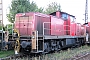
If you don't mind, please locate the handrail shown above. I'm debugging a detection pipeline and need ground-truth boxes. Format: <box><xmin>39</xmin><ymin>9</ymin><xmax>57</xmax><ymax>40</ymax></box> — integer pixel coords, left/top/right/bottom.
<box><xmin>43</xmin><ymin>22</ymin><xmax>71</xmax><ymax>36</ymax></box>
<box><xmin>43</xmin><ymin>22</ymin><xmax>51</xmax><ymax>36</ymax></box>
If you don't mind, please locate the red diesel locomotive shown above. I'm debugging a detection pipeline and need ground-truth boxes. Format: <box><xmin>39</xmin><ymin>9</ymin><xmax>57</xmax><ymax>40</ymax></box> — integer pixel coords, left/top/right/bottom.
<box><xmin>14</xmin><ymin>11</ymin><xmax>87</xmax><ymax>54</ymax></box>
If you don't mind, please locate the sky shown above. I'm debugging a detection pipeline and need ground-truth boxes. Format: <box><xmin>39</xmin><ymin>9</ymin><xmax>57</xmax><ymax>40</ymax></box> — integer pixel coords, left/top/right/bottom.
<box><xmin>3</xmin><ymin>0</ymin><xmax>12</xmax><ymax>25</ymax></box>
<box><xmin>2</xmin><ymin>0</ymin><xmax>90</xmax><ymax>25</ymax></box>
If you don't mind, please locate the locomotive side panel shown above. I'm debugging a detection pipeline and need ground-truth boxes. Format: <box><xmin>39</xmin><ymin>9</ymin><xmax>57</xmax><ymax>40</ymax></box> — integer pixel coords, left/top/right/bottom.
<box><xmin>64</xmin><ymin>20</ymin><xmax>71</xmax><ymax>35</ymax></box>
<box><xmin>88</xmin><ymin>22</ymin><xmax>90</xmax><ymax>26</ymax></box>
<box><xmin>51</xmin><ymin>16</ymin><xmax>64</xmax><ymax>36</ymax></box>
<box><xmin>19</xmin><ymin>16</ymin><xmax>29</xmax><ymax>35</ymax></box>
<box><xmin>34</xmin><ymin>14</ymin><xmax>51</xmax><ymax>36</ymax></box>
<box><xmin>81</xmin><ymin>25</ymin><xmax>86</xmax><ymax>35</ymax></box>
<box><xmin>15</xmin><ymin>13</ymin><xmax>34</xmax><ymax>36</ymax></box>
<box><xmin>70</xmin><ymin>22</ymin><xmax>76</xmax><ymax>36</ymax></box>
<box><xmin>76</xmin><ymin>23</ymin><xmax>82</xmax><ymax>36</ymax></box>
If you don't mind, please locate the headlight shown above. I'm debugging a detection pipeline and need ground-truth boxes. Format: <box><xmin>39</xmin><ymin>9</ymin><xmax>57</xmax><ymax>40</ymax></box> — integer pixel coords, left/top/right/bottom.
<box><xmin>32</xmin><ymin>36</ymin><xmax>35</xmax><ymax>39</ymax></box>
<box><xmin>13</xmin><ymin>32</ymin><xmax>18</xmax><ymax>38</ymax></box>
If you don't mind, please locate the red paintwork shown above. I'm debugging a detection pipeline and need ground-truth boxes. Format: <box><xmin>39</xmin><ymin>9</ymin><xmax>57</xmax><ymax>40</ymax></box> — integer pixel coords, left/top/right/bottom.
<box><xmin>15</xmin><ymin>11</ymin><xmax>86</xmax><ymax>37</ymax></box>
<box><xmin>56</xmin><ymin>11</ymin><xmax>61</xmax><ymax>18</ymax></box>
<box><xmin>64</xmin><ymin>16</ymin><xmax>71</xmax><ymax>35</ymax></box>
<box><xmin>75</xmin><ymin>23</ymin><xmax>81</xmax><ymax>36</ymax></box>
<box><xmin>51</xmin><ymin>16</ymin><xmax>64</xmax><ymax>36</ymax></box>
<box><xmin>15</xmin><ymin>12</ymin><xmax>35</xmax><ymax>36</ymax></box>
<box><xmin>70</xmin><ymin>22</ymin><xmax>76</xmax><ymax>36</ymax></box>
<box><xmin>15</xmin><ymin>12</ymin><xmax>51</xmax><ymax>36</ymax></box>
<box><xmin>81</xmin><ymin>25</ymin><xmax>86</xmax><ymax>35</ymax></box>
<box><xmin>63</xmin><ymin>15</ymin><xmax>77</xmax><ymax>36</ymax></box>
<box><xmin>88</xmin><ymin>22</ymin><xmax>90</xmax><ymax>26</ymax></box>
<box><xmin>74</xmin><ymin>23</ymin><xmax>86</xmax><ymax>36</ymax></box>
<box><xmin>34</xmin><ymin>13</ymin><xmax>51</xmax><ymax>35</ymax></box>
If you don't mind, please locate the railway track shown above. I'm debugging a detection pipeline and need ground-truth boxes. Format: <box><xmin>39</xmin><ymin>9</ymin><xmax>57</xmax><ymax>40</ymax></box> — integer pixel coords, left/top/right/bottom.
<box><xmin>1</xmin><ymin>53</ymin><xmax>90</xmax><ymax>60</ymax></box>
<box><xmin>0</xmin><ymin>53</ymin><xmax>43</xmax><ymax>60</ymax></box>
<box><xmin>71</xmin><ymin>52</ymin><xmax>90</xmax><ymax>60</ymax></box>
<box><xmin>1</xmin><ymin>45</ymin><xmax>90</xmax><ymax>60</ymax></box>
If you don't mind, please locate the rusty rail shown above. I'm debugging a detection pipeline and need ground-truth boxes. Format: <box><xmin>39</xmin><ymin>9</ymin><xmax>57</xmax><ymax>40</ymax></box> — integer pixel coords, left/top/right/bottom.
<box><xmin>73</xmin><ymin>53</ymin><xmax>90</xmax><ymax>60</ymax></box>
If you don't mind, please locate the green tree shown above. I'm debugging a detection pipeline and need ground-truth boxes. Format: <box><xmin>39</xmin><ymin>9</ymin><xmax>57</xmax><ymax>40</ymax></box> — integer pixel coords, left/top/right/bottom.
<box><xmin>5</xmin><ymin>24</ymin><xmax>13</xmax><ymax>34</ymax></box>
<box><xmin>0</xmin><ymin>24</ymin><xmax>5</xmax><ymax>31</ymax></box>
<box><xmin>29</xmin><ymin>1</ymin><xmax>44</xmax><ymax>13</ymax></box>
<box><xmin>35</xmin><ymin>7</ymin><xmax>44</xmax><ymax>13</ymax></box>
<box><xmin>0</xmin><ymin>25</ymin><xmax>2</xmax><ymax>30</ymax></box>
<box><xmin>7</xmin><ymin>0</ymin><xmax>44</xmax><ymax>23</ymax></box>
<box><xmin>7</xmin><ymin>0</ymin><xmax>31</xmax><ymax>23</ymax></box>
<box><xmin>44</xmin><ymin>2</ymin><xmax>61</xmax><ymax>14</ymax></box>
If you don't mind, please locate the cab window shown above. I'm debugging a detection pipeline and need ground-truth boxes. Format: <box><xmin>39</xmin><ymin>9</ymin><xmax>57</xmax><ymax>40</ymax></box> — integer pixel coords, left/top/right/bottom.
<box><xmin>70</xmin><ymin>16</ymin><xmax>75</xmax><ymax>22</ymax></box>
<box><xmin>61</xmin><ymin>13</ymin><xmax>68</xmax><ymax>20</ymax></box>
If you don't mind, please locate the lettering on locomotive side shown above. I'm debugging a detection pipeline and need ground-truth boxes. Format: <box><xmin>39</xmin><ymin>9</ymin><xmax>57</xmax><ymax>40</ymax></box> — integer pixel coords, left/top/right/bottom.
<box><xmin>20</xmin><ymin>16</ymin><xmax>28</xmax><ymax>20</ymax></box>
<box><xmin>29</xmin><ymin>16</ymin><xmax>33</xmax><ymax>20</ymax></box>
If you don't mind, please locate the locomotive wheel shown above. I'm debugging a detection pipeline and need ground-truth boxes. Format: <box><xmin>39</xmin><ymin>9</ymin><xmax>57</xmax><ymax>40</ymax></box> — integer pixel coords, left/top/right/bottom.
<box><xmin>46</xmin><ymin>43</ymin><xmax>50</xmax><ymax>52</ymax></box>
<box><xmin>44</xmin><ymin>42</ymin><xmax>50</xmax><ymax>53</ymax></box>
<box><xmin>15</xmin><ymin>39</ymin><xmax>20</xmax><ymax>54</ymax></box>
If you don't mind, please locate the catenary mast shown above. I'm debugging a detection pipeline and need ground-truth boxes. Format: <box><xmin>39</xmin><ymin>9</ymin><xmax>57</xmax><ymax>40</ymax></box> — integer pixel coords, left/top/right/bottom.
<box><xmin>85</xmin><ymin>0</ymin><xmax>88</xmax><ymax>23</ymax></box>
<box><xmin>0</xmin><ymin>0</ymin><xmax>3</xmax><ymax>49</ymax></box>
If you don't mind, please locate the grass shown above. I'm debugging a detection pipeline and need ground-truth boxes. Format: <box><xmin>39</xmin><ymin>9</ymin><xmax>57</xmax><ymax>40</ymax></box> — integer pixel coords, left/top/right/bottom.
<box><xmin>0</xmin><ymin>50</ymin><xmax>14</xmax><ymax>58</ymax></box>
<box><xmin>41</xmin><ymin>45</ymin><xmax>90</xmax><ymax>60</ymax></box>
<box><xmin>0</xmin><ymin>45</ymin><xmax>90</xmax><ymax>60</ymax></box>
<box><xmin>22</xmin><ymin>45</ymin><xmax>90</xmax><ymax>60</ymax></box>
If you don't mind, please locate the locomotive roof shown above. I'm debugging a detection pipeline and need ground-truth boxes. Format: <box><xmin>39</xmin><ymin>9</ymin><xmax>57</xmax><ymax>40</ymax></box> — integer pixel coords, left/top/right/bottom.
<box><xmin>16</xmin><ymin>11</ymin><xmax>75</xmax><ymax>18</ymax></box>
<box><xmin>49</xmin><ymin>11</ymin><xmax>75</xmax><ymax>18</ymax></box>
<box><xmin>15</xmin><ymin>12</ymin><xmax>49</xmax><ymax>17</ymax></box>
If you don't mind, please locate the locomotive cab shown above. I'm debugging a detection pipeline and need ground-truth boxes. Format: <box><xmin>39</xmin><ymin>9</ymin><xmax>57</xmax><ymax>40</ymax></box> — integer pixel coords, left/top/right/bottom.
<box><xmin>61</xmin><ymin>12</ymin><xmax>76</xmax><ymax>22</ymax></box>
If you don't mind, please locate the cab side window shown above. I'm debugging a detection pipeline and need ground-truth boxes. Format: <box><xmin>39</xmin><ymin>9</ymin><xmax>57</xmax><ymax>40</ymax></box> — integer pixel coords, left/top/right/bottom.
<box><xmin>61</xmin><ymin>13</ymin><xmax>68</xmax><ymax>20</ymax></box>
<box><xmin>70</xmin><ymin>16</ymin><xmax>75</xmax><ymax>22</ymax></box>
